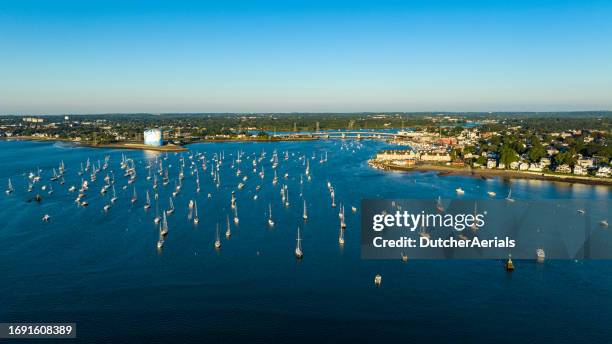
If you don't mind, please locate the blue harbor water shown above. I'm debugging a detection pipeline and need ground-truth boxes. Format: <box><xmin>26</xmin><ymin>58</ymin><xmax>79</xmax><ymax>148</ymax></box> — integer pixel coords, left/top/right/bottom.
<box><xmin>1</xmin><ymin>139</ymin><xmax>611</xmax><ymax>343</ymax></box>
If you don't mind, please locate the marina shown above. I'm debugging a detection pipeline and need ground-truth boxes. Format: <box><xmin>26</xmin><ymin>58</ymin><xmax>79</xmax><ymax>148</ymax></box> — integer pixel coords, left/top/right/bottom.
<box><xmin>1</xmin><ymin>139</ymin><xmax>611</xmax><ymax>342</ymax></box>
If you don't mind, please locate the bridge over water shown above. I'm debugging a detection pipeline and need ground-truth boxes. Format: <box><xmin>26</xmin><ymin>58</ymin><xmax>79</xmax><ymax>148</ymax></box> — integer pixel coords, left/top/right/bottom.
<box><xmin>271</xmin><ymin>131</ymin><xmax>408</xmax><ymax>140</ymax></box>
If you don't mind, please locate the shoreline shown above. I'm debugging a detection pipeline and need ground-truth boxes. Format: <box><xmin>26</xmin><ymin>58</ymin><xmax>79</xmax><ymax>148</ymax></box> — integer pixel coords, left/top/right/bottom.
<box><xmin>368</xmin><ymin>160</ymin><xmax>612</xmax><ymax>186</ymax></box>
<box><xmin>2</xmin><ymin>136</ymin><xmax>187</xmax><ymax>152</ymax></box>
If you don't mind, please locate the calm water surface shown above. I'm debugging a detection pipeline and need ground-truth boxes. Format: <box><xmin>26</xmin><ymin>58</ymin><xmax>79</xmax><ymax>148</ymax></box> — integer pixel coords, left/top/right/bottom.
<box><xmin>0</xmin><ymin>140</ymin><xmax>611</xmax><ymax>343</ymax></box>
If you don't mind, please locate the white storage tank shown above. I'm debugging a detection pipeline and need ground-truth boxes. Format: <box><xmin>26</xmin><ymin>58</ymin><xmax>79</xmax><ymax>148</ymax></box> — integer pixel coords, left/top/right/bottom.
<box><xmin>144</xmin><ymin>129</ymin><xmax>163</xmax><ymax>146</ymax></box>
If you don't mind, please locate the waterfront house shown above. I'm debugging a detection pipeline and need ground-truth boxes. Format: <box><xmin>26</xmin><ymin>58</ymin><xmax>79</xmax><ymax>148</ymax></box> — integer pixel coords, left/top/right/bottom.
<box><xmin>577</xmin><ymin>158</ymin><xmax>594</xmax><ymax>169</ymax></box>
<box><xmin>528</xmin><ymin>163</ymin><xmax>543</xmax><ymax>172</ymax></box>
<box><xmin>497</xmin><ymin>162</ymin><xmax>506</xmax><ymax>169</ymax></box>
<box><xmin>509</xmin><ymin>161</ymin><xmax>520</xmax><ymax>170</ymax></box>
<box><xmin>540</xmin><ymin>157</ymin><xmax>551</xmax><ymax>166</ymax></box>
<box><xmin>487</xmin><ymin>159</ymin><xmax>497</xmax><ymax>169</ymax></box>
<box><xmin>375</xmin><ymin>150</ymin><xmax>419</xmax><ymax>161</ymax></box>
<box><xmin>519</xmin><ymin>162</ymin><xmax>529</xmax><ymax>171</ymax></box>
<box><xmin>596</xmin><ymin>166</ymin><xmax>611</xmax><ymax>178</ymax></box>
<box><xmin>573</xmin><ymin>165</ymin><xmax>588</xmax><ymax>176</ymax></box>
<box><xmin>556</xmin><ymin>164</ymin><xmax>571</xmax><ymax>173</ymax></box>
<box><xmin>420</xmin><ymin>153</ymin><xmax>452</xmax><ymax>162</ymax></box>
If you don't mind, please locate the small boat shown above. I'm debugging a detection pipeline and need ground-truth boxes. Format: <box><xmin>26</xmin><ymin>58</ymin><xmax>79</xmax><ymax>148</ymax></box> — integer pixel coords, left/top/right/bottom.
<box><xmin>268</xmin><ymin>204</ymin><xmax>274</xmax><ymax>227</ymax></box>
<box><xmin>577</xmin><ymin>209</ymin><xmax>586</xmax><ymax>215</ymax></box>
<box><xmin>144</xmin><ymin>191</ymin><xmax>151</xmax><ymax>209</ymax></box>
<box><xmin>166</xmin><ymin>197</ymin><xmax>175</xmax><ymax>215</ymax></box>
<box><xmin>506</xmin><ymin>188</ymin><xmax>515</xmax><ymax>202</ymax></box>
<box><xmin>193</xmin><ymin>200</ymin><xmax>199</xmax><ymax>224</ymax></box>
<box><xmin>455</xmin><ymin>188</ymin><xmax>465</xmax><ymax>195</ymax></box>
<box><xmin>214</xmin><ymin>223</ymin><xmax>221</xmax><ymax>249</ymax></box>
<box><xmin>487</xmin><ymin>191</ymin><xmax>496</xmax><ymax>197</ymax></box>
<box><xmin>153</xmin><ymin>201</ymin><xmax>161</xmax><ymax>224</ymax></box>
<box><xmin>225</xmin><ymin>215</ymin><xmax>231</xmax><ymax>238</ymax></box>
<box><xmin>505</xmin><ymin>254</ymin><xmax>515</xmax><ymax>271</ymax></box>
<box><xmin>338</xmin><ymin>226</ymin><xmax>345</xmax><ymax>245</ymax></box>
<box><xmin>160</xmin><ymin>212</ymin><xmax>169</xmax><ymax>236</ymax></box>
<box><xmin>5</xmin><ymin>178</ymin><xmax>13</xmax><ymax>194</ymax></box>
<box><xmin>536</xmin><ymin>248</ymin><xmax>545</xmax><ymax>262</ymax></box>
<box><xmin>188</xmin><ymin>200</ymin><xmax>194</xmax><ymax>209</ymax></box>
<box><xmin>374</xmin><ymin>274</ymin><xmax>382</xmax><ymax>287</ymax></box>
<box><xmin>401</xmin><ymin>252</ymin><xmax>408</xmax><ymax>262</ymax></box>
<box><xmin>303</xmin><ymin>200</ymin><xmax>308</xmax><ymax>220</ymax></box>
<box><xmin>42</xmin><ymin>214</ymin><xmax>50</xmax><ymax>221</ymax></box>
<box><xmin>156</xmin><ymin>231</ymin><xmax>164</xmax><ymax>250</ymax></box>
<box><xmin>295</xmin><ymin>227</ymin><xmax>303</xmax><ymax>259</ymax></box>
<box><xmin>436</xmin><ymin>196</ymin><xmax>444</xmax><ymax>212</ymax></box>
<box><xmin>351</xmin><ymin>206</ymin><xmax>357</xmax><ymax>213</ymax></box>
<box><xmin>131</xmin><ymin>187</ymin><xmax>137</xmax><ymax>204</ymax></box>
<box><xmin>103</xmin><ymin>204</ymin><xmax>110</xmax><ymax>212</ymax></box>
<box><xmin>600</xmin><ymin>220</ymin><xmax>609</xmax><ymax>227</ymax></box>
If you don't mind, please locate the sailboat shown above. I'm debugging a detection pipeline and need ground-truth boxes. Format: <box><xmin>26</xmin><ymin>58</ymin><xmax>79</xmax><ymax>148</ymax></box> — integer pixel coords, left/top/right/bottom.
<box><xmin>160</xmin><ymin>212</ymin><xmax>169</xmax><ymax>236</ymax></box>
<box><xmin>144</xmin><ymin>191</ymin><xmax>151</xmax><ymax>209</ymax></box>
<box><xmin>470</xmin><ymin>202</ymin><xmax>478</xmax><ymax>231</ymax></box>
<box><xmin>303</xmin><ymin>200</ymin><xmax>308</xmax><ymax>220</ymax></box>
<box><xmin>233</xmin><ymin>205</ymin><xmax>239</xmax><ymax>225</ymax></box>
<box><xmin>156</xmin><ymin>227</ymin><xmax>165</xmax><ymax>250</ymax></box>
<box><xmin>436</xmin><ymin>196</ymin><xmax>444</xmax><ymax>212</ymax></box>
<box><xmin>110</xmin><ymin>185</ymin><xmax>117</xmax><ymax>203</ymax></box>
<box><xmin>295</xmin><ymin>227</ymin><xmax>303</xmax><ymax>259</ymax></box>
<box><xmin>6</xmin><ymin>178</ymin><xmax>13</xmax><ymax>194</ymax></box>
<box><xmin>166</xmin><ymin>197</ymin><xmax>175</xmax><ymax>215</ymax></box>
<box><xmin>131</xmin><ymin>187</ymin><xmax>137</xmax><ymax>204</ymax></box>
<box><xmin>506</xmin><ymin>188</ymin><xmax>515</xmax><ymax>202</ymax></box>
<box><xmin>338</xmin><ymin>225</ymin><xmax>345</xmax><ymax>245</ymax></box>
<box><xmin>225</xmin><ymin>215</ymin><xmax>231</xmax><ymax>238</ymax></box>
<box><xmin>536</xmin><ymin>248</ymin><xmax>545</xmax><ymax>262</ymax></box>
<box><xmin>193</xmin><ymin>200</ymin><xmax>199</xmax><ymax>224</ymax></box>
<box><xmin>214</xmin><ymin>223</ymin><xmax>221</xmax><ymax>249</ymax></box>
<box><xmin>419</xmin><ymin>225</ymin><xmax>430</xmax><ymax>239</ymax></box>
<box><xmin>268</xmin><ymin>203</ymin><xmax>274</xmax><ymax>227</ymax></box>
<box><xmin>153</xmin><ymin>199</ymin><xmax>161</xmax><ymax>224</ymax></box>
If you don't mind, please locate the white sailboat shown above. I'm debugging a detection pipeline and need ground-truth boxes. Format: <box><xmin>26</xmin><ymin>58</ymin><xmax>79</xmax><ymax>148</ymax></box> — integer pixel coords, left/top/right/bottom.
<box><xmin>338</xmin><ymin>225</ymin><xmax>345</xmax><ymax>245</ymax></box>
<box><xmin>153</xmin><ymin>199</ymin><xmax>161</xmax><ymax>224</ymax></box>
<box><xmin>156</xmin><ymin>229</ymin><xmax>165</xmax><ymax>250</ymax></box>
<box><xmin>303</xmin><ymin>200</ymin><xmax>308</xmax><ymax>220</ymax></box>
<box><xmin>193</xmin><ymin>200</ymin><xmax>199</xmax><ymax>224</ymax></box>
<box><xmin>225</xmin><ymin>215</ymin><xmax>231</xmax><ymax>238</ymax></box>
<box><xmin>268</xmin><ymin>203</ymin><xmax>274</xmax><ymax>227</ymax></box>
<box><xmin>160</xmin><ymin>212</ymin><xmax>169</xmax><ymax>236</ymax></box>
<box><xmin>131</xmin><ymin>187</ymin><xmax>137</xmax><ymax>204</ymax></box>
<box><xmin>295</xmin><ymin>227</ymin><xmax>303</xmax><ymax>259</ymax></box>
<box><xmin>233</xmin><ymin>205</ymin><xmax>239</xmax><ymax>225</ymax></box>
<box><xmin>144</xmin><ymin>191</ymin><xmax>151</xmax><ymax>209</ymax></box>
<box><xmin>214</xmin><ymin>223</ymin><xmax>221</xmax><ymax>249</ymax></box>
<box><xmin>6</xmin><ymin>178</ymin><xmax>14</xmax><ymax>194</ymax></box>
<box><xmin>166</xmin><ymin>197</ymin><xmax>175</xmax><ymax>215</ymax></box>
<box><xmin>506</xmin><ymin>188</ymin><xmax>515</xmax><ymax>202</ymax></box>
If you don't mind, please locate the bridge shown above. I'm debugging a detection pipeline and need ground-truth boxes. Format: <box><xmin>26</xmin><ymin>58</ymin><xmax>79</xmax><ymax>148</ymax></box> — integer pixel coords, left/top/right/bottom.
<box><xmin>271</xmin><ymin>131</ymin><xmax>407</xmax><ymax>140</ymax></box>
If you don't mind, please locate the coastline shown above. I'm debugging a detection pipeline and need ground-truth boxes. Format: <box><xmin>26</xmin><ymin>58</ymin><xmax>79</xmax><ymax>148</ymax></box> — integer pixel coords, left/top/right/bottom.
<box><xmin>2</xmin><ymin>136</ymin><xmax>187</xmax><ymax>152</ymax></box>
<box><xmin>368</xmin><ymin>160</ymin><xmax>612</xmax><ymax>186</ymax></box>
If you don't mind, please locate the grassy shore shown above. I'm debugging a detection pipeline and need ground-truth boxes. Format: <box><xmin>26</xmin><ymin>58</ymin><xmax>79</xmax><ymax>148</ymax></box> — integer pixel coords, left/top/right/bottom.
<box><xmin>369</xmin><ymin>160</ymin><xmax>612</xmax><ymax>186</ymax></box>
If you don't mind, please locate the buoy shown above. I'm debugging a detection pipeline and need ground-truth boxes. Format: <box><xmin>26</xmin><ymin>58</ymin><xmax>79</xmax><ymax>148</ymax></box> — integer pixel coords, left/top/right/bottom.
<box><xmin>505</xmin><ymin>254</ymin><xmax>515</xmax><ymax>271</ymax></box>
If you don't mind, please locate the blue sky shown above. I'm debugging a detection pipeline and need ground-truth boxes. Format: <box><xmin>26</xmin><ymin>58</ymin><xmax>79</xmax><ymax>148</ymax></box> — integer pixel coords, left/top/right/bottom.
<box><xmin>1</xmin><ymin>0</ymin><xmax>611</xmax><ymax>114</ymax></box>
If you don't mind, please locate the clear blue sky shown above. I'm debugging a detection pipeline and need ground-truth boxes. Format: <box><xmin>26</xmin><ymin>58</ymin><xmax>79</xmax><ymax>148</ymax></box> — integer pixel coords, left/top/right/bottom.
<box><xmin>1</xmin><ymin>0</ymin><xmax>611</xmax><ymax>114</ymax></box>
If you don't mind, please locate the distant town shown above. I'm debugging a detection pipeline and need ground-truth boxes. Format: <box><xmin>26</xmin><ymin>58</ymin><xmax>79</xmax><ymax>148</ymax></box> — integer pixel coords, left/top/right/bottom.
<box><xmin>1</xmin><ymin>112</ymin><xmax>610</xmax><ymax>182</ymax></box>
